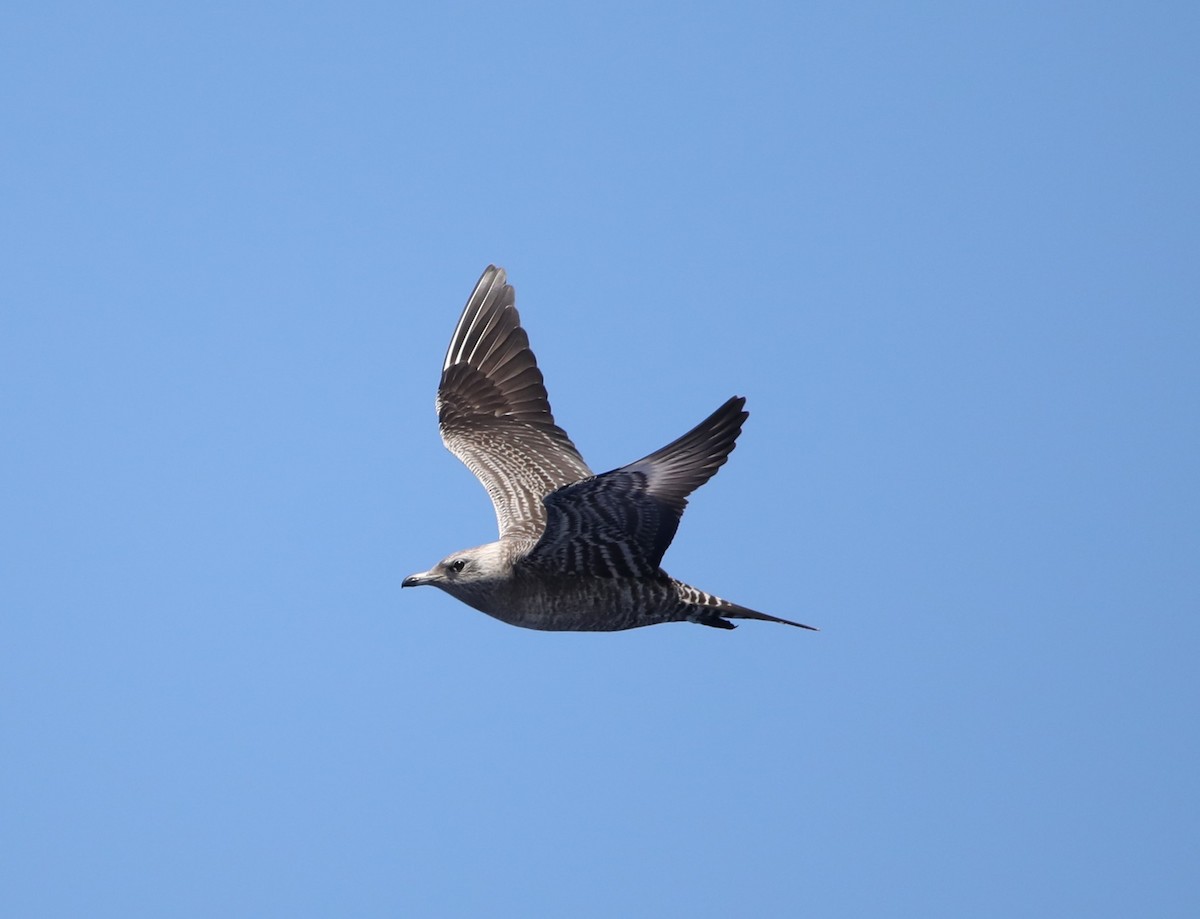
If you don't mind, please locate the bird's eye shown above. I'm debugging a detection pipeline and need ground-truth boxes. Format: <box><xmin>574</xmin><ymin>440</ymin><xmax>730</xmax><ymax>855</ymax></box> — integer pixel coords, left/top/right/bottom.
<box><xmin>448</xmin><ymin>559</ymin><xmax>466</xmax><ymax>572</ymax></box>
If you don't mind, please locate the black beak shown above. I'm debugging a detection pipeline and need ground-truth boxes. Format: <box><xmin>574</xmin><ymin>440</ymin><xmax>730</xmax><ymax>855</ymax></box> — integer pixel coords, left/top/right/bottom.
<box><xmin>401</xmin><ymin>576</ymin><xmax>422</xmax><ymax>588</ymax></box>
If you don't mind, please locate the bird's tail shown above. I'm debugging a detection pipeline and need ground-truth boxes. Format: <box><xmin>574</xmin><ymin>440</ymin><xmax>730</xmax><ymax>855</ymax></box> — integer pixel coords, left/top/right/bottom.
<box><xmin>674</xmin><ymin>580</ymin><xmax>818</xmax><ymax>631</ymax></box>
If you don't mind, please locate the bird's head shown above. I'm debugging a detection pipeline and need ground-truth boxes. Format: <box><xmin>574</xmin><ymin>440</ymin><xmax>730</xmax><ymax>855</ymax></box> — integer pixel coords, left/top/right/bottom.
<box><xmin>402</xmin><ymin>542</ymin><xmax>509</xmax><ymax>604</ymax></box>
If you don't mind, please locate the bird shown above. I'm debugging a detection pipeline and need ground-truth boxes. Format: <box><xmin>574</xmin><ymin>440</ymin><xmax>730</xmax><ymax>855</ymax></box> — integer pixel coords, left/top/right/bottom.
<box><xmin>402</xmin><ymin>266</ymin><xmax>817</xmax><ymax>632</ymax></box>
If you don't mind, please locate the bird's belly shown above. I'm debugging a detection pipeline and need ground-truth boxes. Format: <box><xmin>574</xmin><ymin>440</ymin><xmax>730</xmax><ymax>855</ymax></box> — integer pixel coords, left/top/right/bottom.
<box><xmin>478</xmin><ymin>575</ymin><xmax>681</xmax><ymax>632</ymax></box>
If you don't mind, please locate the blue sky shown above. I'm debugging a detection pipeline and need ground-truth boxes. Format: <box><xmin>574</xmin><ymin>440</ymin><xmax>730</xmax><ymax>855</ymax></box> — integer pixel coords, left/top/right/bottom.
<box><xmin>2</xmin><ymin>2</ymin><xmax>1197</xmax><ymax>916</ymax></box>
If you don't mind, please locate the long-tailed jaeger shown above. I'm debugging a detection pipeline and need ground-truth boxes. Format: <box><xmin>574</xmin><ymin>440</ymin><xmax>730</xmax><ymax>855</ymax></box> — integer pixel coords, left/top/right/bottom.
<box><xmin>402</xmin><ymin>266</ymin><xmax>816</xmax><ymax>632</ymax></box>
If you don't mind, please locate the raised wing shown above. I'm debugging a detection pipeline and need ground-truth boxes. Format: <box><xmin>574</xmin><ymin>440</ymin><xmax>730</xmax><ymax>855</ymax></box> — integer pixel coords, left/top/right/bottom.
<box><xmin>518</xmin><ymin>396</ymin><xmax>748</xmax><ymax>577</ymax></box>
<box><xmin>437</xmin><ymin>266</ymin><xmax>592</xmax><ymax>541</ymax></box>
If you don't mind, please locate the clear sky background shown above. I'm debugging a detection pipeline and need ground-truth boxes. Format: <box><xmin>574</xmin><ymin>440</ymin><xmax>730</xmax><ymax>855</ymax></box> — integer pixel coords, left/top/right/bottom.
<box><xmin>2</xmin><ymin>2</ymin><xmax>1197</xmax><ymax>917</ymax></box>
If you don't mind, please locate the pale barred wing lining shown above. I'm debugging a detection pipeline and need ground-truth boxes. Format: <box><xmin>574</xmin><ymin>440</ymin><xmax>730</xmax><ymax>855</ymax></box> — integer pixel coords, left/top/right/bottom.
<box><xmin>437</xmin><ymin>266</ymin><xmax>592</xmax><ymax>540</ymax></box>
<box><xmin>520</xmin><ymin>396</ymin><xmax>748</xmax><ymax>577</ymax></box>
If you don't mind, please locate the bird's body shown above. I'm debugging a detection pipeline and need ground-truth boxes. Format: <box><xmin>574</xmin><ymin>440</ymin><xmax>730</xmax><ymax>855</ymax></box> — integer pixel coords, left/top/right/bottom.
<box><xmin>443</xmin><ymin>563</ymin><xmax>683</xmax><ymax>632</ymax></box>
<box><xmin>402</xmin><ymin>266</ymin><xmax>816</xmax><ymax>633</ymax></box>
<box><xmin>435</xmin><ymin>555</ymin><xmax>750</xmax><ymax>632</ymax></box>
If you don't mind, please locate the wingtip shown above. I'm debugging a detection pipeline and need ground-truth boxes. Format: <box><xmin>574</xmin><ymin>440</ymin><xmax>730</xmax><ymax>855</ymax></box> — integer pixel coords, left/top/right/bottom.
<box><xmin>722</xmin><ymin>394</ymin><xmax>748</xmax><ymax>414</ymax></box>
<box><xmin>721</xmin><ymin>395</ymin><xmax>748</xmax><ymax>425</ymax></box>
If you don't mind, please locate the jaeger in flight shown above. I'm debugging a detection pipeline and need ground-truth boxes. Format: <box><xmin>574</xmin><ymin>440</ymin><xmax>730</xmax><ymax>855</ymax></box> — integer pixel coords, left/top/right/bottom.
<box><xmin>402</xmin><ymin>266</ymin><xmax>816</xmax><ymax>633</ymax></box>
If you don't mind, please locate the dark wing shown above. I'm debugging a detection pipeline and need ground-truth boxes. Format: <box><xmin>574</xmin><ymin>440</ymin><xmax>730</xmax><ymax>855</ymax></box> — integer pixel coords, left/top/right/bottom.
<box><xmin>518</xmin><ymin>396</ymin><xmax>748</xmax><ymax>577</ymax></box>
<box><xmin>437</xmin><ymin>266</ymin><xmax>592</xmax><ymax>541</ymax></box>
